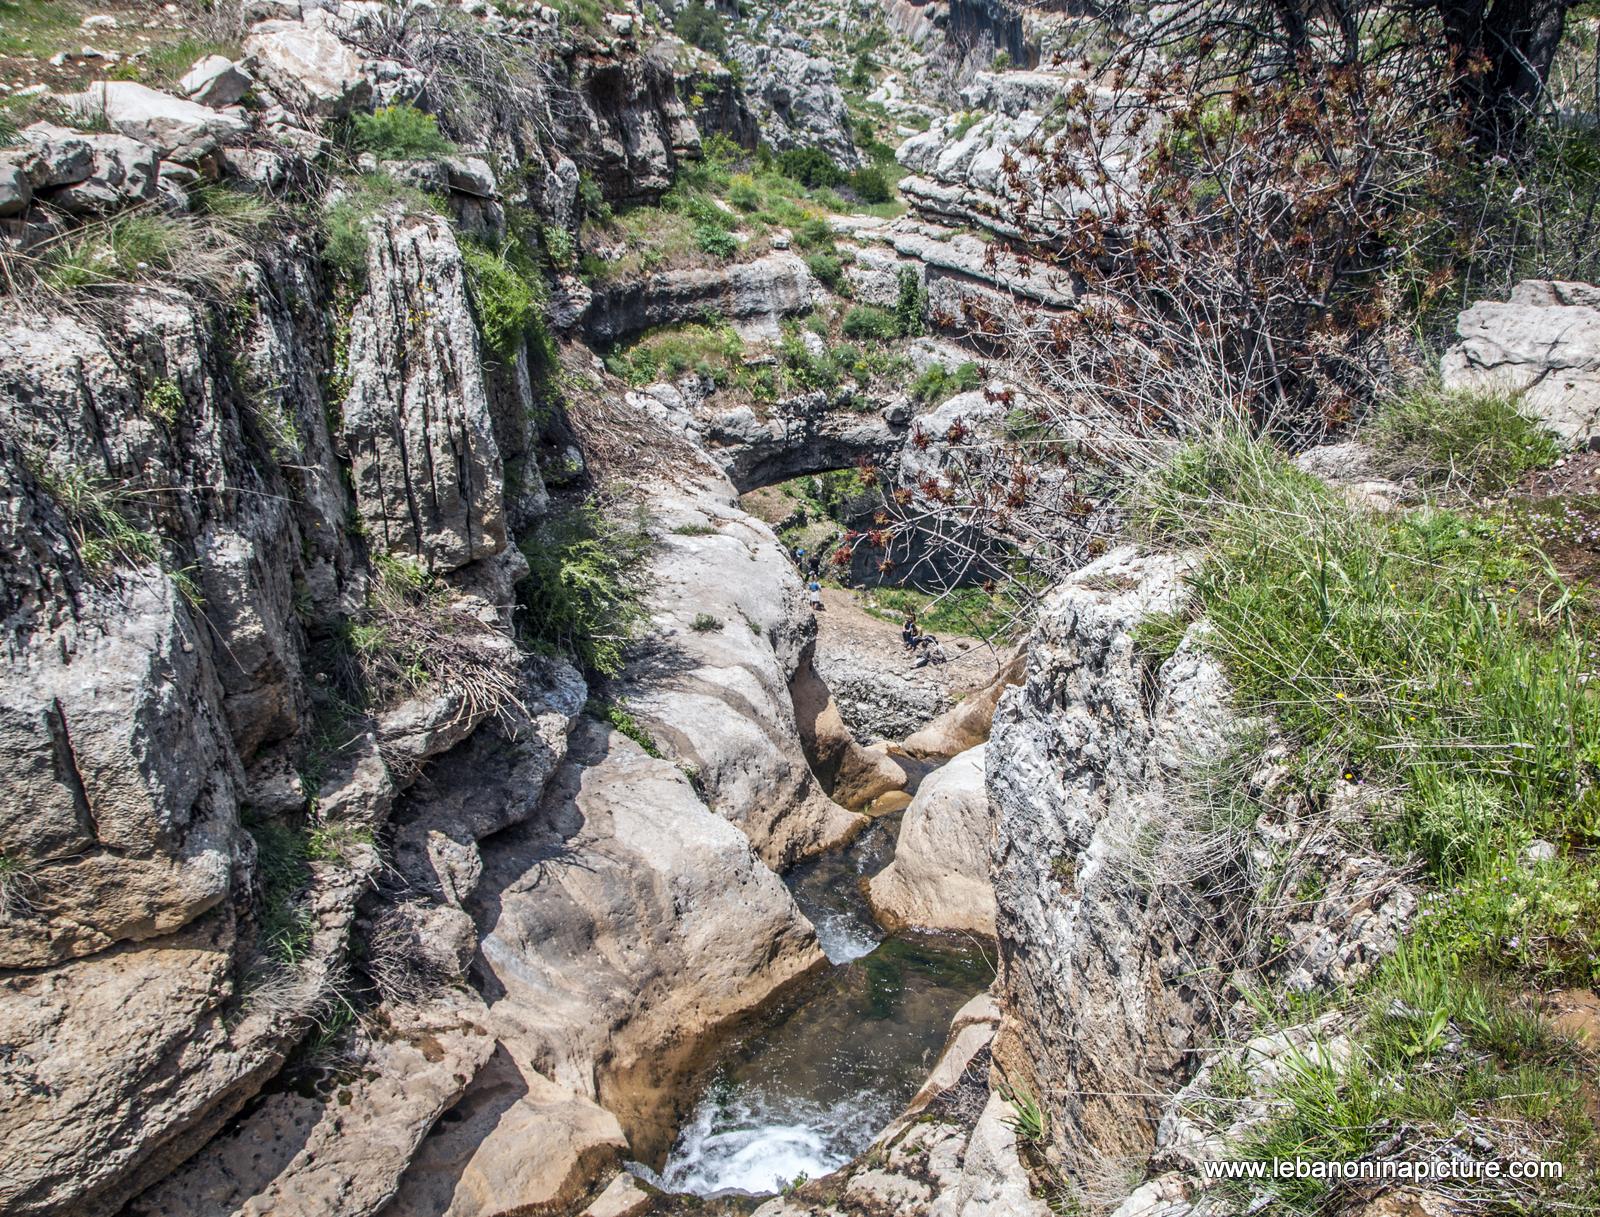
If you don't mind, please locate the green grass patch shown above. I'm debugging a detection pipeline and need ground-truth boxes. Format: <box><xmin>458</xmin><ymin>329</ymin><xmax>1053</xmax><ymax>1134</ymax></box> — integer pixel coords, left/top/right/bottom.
<box><xmin>1365</xmin><ymin>385</ymin><xmax>1564</xmax><ymax>494</ymax></box>
<box><xmin>519</xmin><ymin>500</ymin><xmax>654</xmax><ymax>677</ymax></box>
<box><xmin>604</xmin><ymin>321</ymin><xmax>746</xmax><ymax>386</ymax></box>
<box><xmin>910</xmin><ymin>360</ymin><xmax>981</xmax><ymax>404</ymax></box>
<box><xmin>1228</xmin><ymin>945</ymin><xmax>1598</xmax><ymax>1213</ymax></box>
<box><xmin>586</xmin><ymin>696</ymin><xmax>662</xmax><ymax>757</ymax></box>
<box><xmin>858</xmin><ymin>583</ymin><xmax>1028</xmax><ymax>642</ymax></box>
<box><xmin>1135</xmin><ymin>429</ymin><xmax>1600</xmax><ymax>983</ymax></box>
<box><xmin>248</xmin><ymin>820</ymin><xmax>314</xmax><ymax>966</ymax></box>
<box><xmin>0</xmin><ymin>0</ymin><xmax>78</xmax><ymax>56</ymax></box>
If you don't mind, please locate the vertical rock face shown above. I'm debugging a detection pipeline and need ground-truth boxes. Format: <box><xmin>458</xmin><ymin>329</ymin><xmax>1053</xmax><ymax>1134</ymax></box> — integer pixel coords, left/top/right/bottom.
<box><xmin>620</xmin><ymin>473</ymin><xmax>864</xmax><ymax>868</ymax></box>
<box><xmin>725</xmin><ymin>37</ymin><xmax>863</xmax><ymax>169</ymax></box>
<box><xmin>987</xmin><ymin>547</ymin><xmax>1240</xmax><ymax>1165</ymax></box>
<box><xmin>342</xmin><ymin>212</ymin><xmax>508</xmax><ymax>571</ymax></box>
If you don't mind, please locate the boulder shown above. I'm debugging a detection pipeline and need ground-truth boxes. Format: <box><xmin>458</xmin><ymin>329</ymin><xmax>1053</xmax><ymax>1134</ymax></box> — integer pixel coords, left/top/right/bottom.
<box><xmin>14</xmin><ymin>124</ymin><xmax>94</xmax><ymax>187</ymax></box>
<box><xmin>902</xmin><ymin>648</ymin><xmax>1025</xmax><ymax>759</ymax></box>
<box><xmin>868</xmin><ymin>743</ymin><xmax>996</xmax><ymax>936</ymax></box>
<box><xmin>1441</xmin><ymin>279</ymin><xmax>1600</xmax><ymax>448</ymax></box>
<box><xmin>0</xmin><ymin>160</ymin><xmax>29</xmax><ymax>216</ymax></box>
<box><xmin>0</xmin><ymin>911</ymin><xmax>287</xmax><ymax>1217</ymax></box>
<box><xmin>988</xmin><ymin>547</ymin><xmax>1241</xmax><ymax>1165</ymax></box>
<box><xmin>243</xmin><ymin>19</ymin><xmax>373</xmax><ymax>118</ymax></box>
<box><xmin>22</xmin><ymin>124</ymin><xmax>156</xmax><ymax>213</ymax></box>
<box><xmin>179</xmin><ymin>55</ymin><xmax>255</xmax><ymax>108</ymax></box>
<box><xmin>341</xmin><ymin>210</ymin><xmax>508</xmax><ymax>571</ymax></box>
<box><xmin>790</xmin><ymin>645</ymin><xmax>908</xmax><ymax>811</ymax></box>
<box><xmin>384</xmin><ymin>1049</ymin><xmax>629</xmax><ymax>1217</ymax></box>
<box><xmin>0</xmin><ymin>577</ymin><xmax>237</xmax><ymax>967</ymax></box>
<box><xmin>425</xmin><ymin>718</ymin><xmax>824</xmax><ymax>1188</ymax></box>
<box><xmin>70</xmin><ymin>81</ymin><xmax>249</xmax><ymax>162</ymax></box>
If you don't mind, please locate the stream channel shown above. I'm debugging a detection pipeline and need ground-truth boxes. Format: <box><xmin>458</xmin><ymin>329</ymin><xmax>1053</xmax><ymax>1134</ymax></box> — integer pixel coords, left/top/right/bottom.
<box><xmin>648</xmin><ymin>775</ymin><xmax>994</xmax><ymax>1197</ymax></box>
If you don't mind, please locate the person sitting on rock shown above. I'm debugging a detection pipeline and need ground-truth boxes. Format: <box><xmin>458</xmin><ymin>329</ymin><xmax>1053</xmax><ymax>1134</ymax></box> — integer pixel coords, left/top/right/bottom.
<box><xmin>902</xmin><ymin>615</ymin><xmax>921</xmax><ymax>651</ymax></box>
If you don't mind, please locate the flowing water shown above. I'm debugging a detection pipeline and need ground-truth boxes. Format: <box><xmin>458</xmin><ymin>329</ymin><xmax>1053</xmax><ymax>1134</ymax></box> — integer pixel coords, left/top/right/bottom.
<box><xmin>654</xmin><ymin>810</ymin><xmax>992</xmax><ymax>1197</ymax></box>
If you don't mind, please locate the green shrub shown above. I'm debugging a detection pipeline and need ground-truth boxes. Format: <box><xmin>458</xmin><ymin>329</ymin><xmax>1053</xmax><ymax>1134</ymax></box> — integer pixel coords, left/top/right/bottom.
<box><xmin>691</xmin><ymin>611</ymin><xmax>723</xmax><ymax>632</ymax></box>
<box><xmin>673</xmin><ymin>0</ymin><xmax>727</xmax><ymax>55</ymax></box>
<box><xmin>143</xmin><ymin>377</ymin><xmax>185</xmax><ymax>427</ymax></box>
<box><xmin>777</xmin><ymin>147</ymin><xmax>848</xmax><ymax>189</ymax></box>
<box><xmin>894</xmin><ymin>266</ymin><xmax>927</xmax><ymax>336</ymax></box>
<box><xmin>841</xmin><ymin>304</ymin><xmax>899</xmax><ymax>340</ymax></box>
<box><xmin>792</xmin><ymin>216</ymin><xmax>836</xmax><ymax>251</ymax></box>
<box><xmin>991</xmin><ymin>50</ymin><xmax>1012</xmax><ymax>71</ymax></box>
<box><xmin>910</xmin><ymin>360</ymin><xmax>980</xmax><ymax>404</ymax></box>
<box><xmin>461</xmin><ymin>241</ymin><xmax>544</xmax><ymax>361</ymax></box>
<box><xmin>695</xmin><ymin>224</ymin><xmax>739</xmax><ymax>258</ymax></box>
<box><xmin>352</xmin><ymin>105</ymin><xmax>455</xmax><ymax>159</ymax></box>
<box><xmin>849</xmin><ymin>165</ymin><xmax>893</xmax><ymax>203</ymax></box>
<box><xmin>519</xmin><ymin>501</ymin><xmax>653</xmax><ymax>677</ymax></box>
<box><xmin>1366</xmin><ymin>385</ymin><xmax>1563</xmax><ymax>493</ymax></box>
<box><xmin>728</xmin><ymin>173</ymin><xmax>763</xmax><ymax>212</ymax></box>
<box><xmin>805</xmin><ymin>252</ymin><xmax>844</xmax><ymax>291</ymax></box>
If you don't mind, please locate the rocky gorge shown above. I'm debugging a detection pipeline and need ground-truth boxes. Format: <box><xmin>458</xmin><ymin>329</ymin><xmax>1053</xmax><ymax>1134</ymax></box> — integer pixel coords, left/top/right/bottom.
<box><xmin>3</xmin><ymin>1</ymin><xmax>1599</xmax><ymax>1216</ymax></box>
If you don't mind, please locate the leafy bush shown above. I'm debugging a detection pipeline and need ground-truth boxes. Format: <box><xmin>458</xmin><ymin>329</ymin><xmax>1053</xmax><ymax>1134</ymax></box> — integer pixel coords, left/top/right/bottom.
<box><xmin>850</xmin><ymin>165</ymin><xmax>893</xmax><ymax>203</ymax></box>
<box><xmin>894</xmin><ymin>266</ymin><xmax>927</xmax><ymax>337</ymax></box>
<box><xmin>728</xmin><ymin>173</ymin><xmax>763</xmax><ymax>211</ymax></box>
<box><xmin>910</xmin><ymin>360</ymin><xmax>981</xmax><ymax>403</ymax></box>
<box><xmin>695</xmin><ymin>224</ymin><xmax>739</xmax><ymax>258</ymax></box>
<box><xmin>1366</xmin><ymin>385</ymin><xmax>1563</xmax><ymax>493</ymax></box>
<box><xmin>519</xmin><ymin>501</ymin><xmax>653</xmax><ymax>677</ymax></box>
<box><xmin>777</xmin><ymin>147</ymin><xmax>848</xmax><ymax>189</ymax></box>
<box><xmin>691</xmin><ymin>612</ymin><xmax>723</xmax><ymax>632</ymax></box>
<box><xmin>352</xmin><ymin>105</ymin><xmax>455</xmax><ymax>159</ymax></box>
<box><xmin>673</xmin><ymin>0</ymin><xmax>727</xmax><ymax>55</ymax></box>
<box><xmin>841</xmin><ymin>304</ymin><xmax>899</xmax><ymax>340</ymax></box>
<box><xmin>461</xmin><ymin>241</ymin><xmax>545</xmax><ymax>361</ymax></box>
<box><xmin>805</xmin><ymin>252</ymin><xmax>844</xmax><ymax>291</ymax></box>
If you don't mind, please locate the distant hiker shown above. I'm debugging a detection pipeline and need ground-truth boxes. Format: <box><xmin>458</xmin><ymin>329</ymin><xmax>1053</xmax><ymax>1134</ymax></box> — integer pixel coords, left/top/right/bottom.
<box><xmin>806</xmin><ymin>554</ymin><xmax>821</xmax><ymax>580</ymax></box>
<box><xmin>793</xmin><ymin>545</ymin><xmax>806</xmax><ymax>565</ymax></box>
<box><xmin>902</xmin><ymin>615</ymin><xmax>920</xmax><ymax>650</ymax></box>
<box><xmin>808</xmin><ymin>580</ymin><xmax>824</xmax><ymax>610</ymax></box>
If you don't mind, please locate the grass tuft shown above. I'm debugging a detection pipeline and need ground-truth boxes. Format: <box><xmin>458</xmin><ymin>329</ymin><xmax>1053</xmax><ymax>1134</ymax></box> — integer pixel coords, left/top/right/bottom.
<box><xmin>1366</xmin><ymin>385</ymin><xmax>1564</xmax><ymax>494</ymax></box>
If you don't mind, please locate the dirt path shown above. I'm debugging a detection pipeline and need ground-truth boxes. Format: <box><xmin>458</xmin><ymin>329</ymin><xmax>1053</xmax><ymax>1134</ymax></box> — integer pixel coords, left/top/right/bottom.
<box><xmin>813</xmin><ymin>588</ymin><xmax>1001</xmax><ymax>697</ymax></box>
